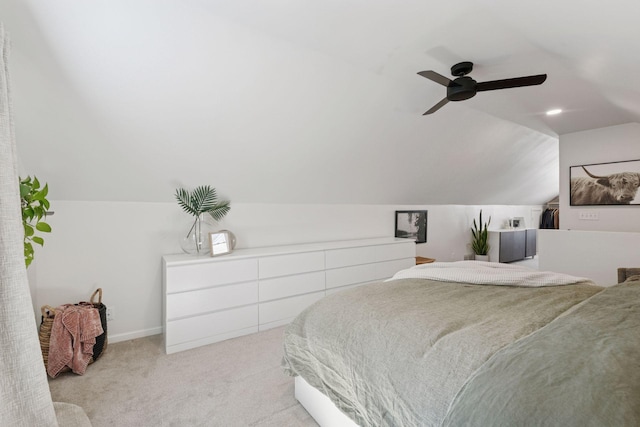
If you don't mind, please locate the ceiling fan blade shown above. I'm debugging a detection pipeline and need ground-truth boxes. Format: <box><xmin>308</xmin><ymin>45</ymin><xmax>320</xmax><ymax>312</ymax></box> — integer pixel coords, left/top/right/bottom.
<box><xmin>417</xmin><ymin>70</ymin><xmax>454</xmax><ymax>87</ymax></box>
<box><xmin>423</xmin><ymin>97</ymin><xmax>450</xmax><ymax>115</ymax></box>
<box><xmin>476</xmin><ymin>74</ymin><xmax>547</xmax><ymax>92</ymax></box>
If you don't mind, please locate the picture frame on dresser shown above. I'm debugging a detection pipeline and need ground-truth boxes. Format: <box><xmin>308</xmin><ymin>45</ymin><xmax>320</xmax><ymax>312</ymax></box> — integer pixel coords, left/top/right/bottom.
<box><xmin>209</xmin><ymin>231</ymin><xmax>233</xmax><ymax>256</ymax></box>
<box><xmin>395</xmin><ymin>210</ymin><xmax>427</xmax><ymax>243</ymax></box>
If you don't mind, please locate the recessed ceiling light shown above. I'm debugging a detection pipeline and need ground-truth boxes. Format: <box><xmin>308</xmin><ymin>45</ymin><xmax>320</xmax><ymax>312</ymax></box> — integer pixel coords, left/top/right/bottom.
<box><xmin>546</xmin><ymin>108</ymin><xmax>562</xmax><ymax>116</ymax></box>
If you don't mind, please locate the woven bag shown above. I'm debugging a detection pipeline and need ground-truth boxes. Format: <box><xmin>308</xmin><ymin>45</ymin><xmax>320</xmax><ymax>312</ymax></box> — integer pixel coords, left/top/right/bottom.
<box><xmin>87</xmin><ymin>288</ymin><xmax>108</xmax><ymax>361</ymax></box>
<box><xmin>38</xmin><ymin>288</ymin><xmax>108</xmax><ymax>372</ymax></box>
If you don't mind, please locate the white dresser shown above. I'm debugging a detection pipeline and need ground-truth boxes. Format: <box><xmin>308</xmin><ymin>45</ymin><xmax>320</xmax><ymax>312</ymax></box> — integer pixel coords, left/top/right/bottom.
<box><xmin>162</xmin><ymin>237</ymin><xmax>415</xmax><ymax>354</ymax></box>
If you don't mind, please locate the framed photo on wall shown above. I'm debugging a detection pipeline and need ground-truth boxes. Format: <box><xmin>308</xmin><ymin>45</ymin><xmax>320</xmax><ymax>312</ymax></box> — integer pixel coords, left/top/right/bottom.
<box><xmin>570</xmin><ymin>159</ymin><xmax>640</xmax><ymax>206</ymax></box>
<box><xmin>395</xmin><ymin>210</ymin><xmax>427</xmax><ymax>243</ymax></box>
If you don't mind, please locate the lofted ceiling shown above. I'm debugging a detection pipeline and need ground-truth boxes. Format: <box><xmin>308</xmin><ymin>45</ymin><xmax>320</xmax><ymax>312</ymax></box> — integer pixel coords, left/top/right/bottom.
<box><xmin>1</xmin><ymin>0</ymin><xmax>639</xmax><ymax>205</ymax></box>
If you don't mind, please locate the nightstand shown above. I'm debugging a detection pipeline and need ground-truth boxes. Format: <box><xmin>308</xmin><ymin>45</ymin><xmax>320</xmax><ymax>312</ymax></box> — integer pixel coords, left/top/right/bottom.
<box><xmin>416</xmin><ymin>256</ymin><xmax>435</xmax><ymax>265</ymax></box>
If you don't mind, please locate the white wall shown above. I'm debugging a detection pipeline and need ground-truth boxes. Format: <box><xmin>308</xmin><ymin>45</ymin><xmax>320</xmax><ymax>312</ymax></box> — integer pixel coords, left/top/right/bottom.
<box><xmin>559</xmin><ymin>122</ymin><xmax>640</xmax><ymax>231</ymax></box>
<box><xmin>30</xmin><ymin>201</ymin><xmax>541</xmax><ymax>343</ymax></box>
<box><xmin>539</xmin><ymin>229</ymin><xmax>640</xmax><ymax>287</ymax></box>
<box><xmin>538</xmin><ymin>122</ymin><xmax>640</xmax><ymax>284</ymax></box>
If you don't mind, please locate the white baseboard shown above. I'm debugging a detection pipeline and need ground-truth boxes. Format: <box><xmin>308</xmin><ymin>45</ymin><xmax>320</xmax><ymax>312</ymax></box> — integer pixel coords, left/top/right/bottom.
<box><xmin>107</xmin><ymin>326</ymin><xmax>163</xmax><ymax>344</ymax></box>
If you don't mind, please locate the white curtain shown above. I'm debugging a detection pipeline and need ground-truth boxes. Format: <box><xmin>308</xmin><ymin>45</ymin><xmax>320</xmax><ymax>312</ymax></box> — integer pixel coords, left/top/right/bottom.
<box><xmin>0</xmin><ymin>22</ymin><xmax>97</xmax><ymax>426</ymax></box>
<box><xmin>0</xmin><ymin>22</ymin><xmax>59</xmax><ymax>426</ymax></box>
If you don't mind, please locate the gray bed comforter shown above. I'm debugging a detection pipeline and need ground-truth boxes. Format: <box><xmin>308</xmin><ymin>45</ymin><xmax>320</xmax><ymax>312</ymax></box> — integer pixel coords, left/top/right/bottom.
<box><xmin>443</xmin><ymin>280</ymin><xmax>640</xmax><ymax>427</ymax></box>
<box><xmin>282</xmin><ymin>278</ymin><xmax>640</xmax><ymax>426</ymax></box>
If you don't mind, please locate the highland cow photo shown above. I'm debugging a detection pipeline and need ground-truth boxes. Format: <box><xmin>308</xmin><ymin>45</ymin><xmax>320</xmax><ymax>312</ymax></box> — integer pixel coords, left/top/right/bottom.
<box><xmin>570</xmin><ymin>159</ymin><xmax>640</xmax><ymax>206</ymax></box>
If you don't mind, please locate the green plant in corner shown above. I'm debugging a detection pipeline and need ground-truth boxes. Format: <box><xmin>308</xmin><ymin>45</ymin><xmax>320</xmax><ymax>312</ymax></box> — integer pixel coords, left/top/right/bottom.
<box><xmin>175</xmin><ymin>185</ymin><xmax>230</xmax><ymax>254</ymax></box>
<box><xmin>471</xmin><ymin>209</ymin><xmax>491</xmax><ymax>256</ymax></box>
<box><xmin>20</xmin><ymin>176</ymin><xmax>52</xmax><ymax>267</ymax></box>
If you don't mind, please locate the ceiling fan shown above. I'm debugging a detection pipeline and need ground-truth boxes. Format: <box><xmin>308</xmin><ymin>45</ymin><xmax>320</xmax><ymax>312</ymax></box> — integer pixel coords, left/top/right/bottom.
<box><xmin>417</xmin><ymin>61</ymin><xmax>547</xmax><ymax>115</ymax></box>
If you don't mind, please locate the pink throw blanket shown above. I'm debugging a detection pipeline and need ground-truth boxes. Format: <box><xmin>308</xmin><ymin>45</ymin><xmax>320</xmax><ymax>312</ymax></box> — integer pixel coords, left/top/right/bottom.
<box><xmin>47</xmin><ymin>303</ymin><xmax>104</xmax><ymax>378</ymax></box>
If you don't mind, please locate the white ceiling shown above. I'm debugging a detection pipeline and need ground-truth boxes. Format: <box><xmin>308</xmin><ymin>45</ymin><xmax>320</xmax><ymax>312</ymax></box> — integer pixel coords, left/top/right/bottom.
<box><xmin>1</xmin><ymin>0</ymin><xmax>638</xmax><ymax>205</ymax></box>
<box><xmin>182</xmin><ymin>0</ymin><xmax>640</xmax><ymax>136</ymax></box>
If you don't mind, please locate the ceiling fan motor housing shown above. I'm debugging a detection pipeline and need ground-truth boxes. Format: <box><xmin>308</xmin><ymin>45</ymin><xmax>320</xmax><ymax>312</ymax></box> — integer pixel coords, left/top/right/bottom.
<box><xmin>447</xmin><ymin>76</ymin><xmax>477</xmax><ymax>101</ymax></box>
<box><xmin>451</xmin><ymin>61</ymin><xmax>474</xmax><ymax>77</ymax></box>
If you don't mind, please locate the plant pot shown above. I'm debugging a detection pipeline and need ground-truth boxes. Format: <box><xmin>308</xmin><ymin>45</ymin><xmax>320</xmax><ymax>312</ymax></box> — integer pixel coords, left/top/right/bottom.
<box><xmin>475</xmin><ymin>254</ymin><xmax>489</xmax><ymax>262</ymax></box>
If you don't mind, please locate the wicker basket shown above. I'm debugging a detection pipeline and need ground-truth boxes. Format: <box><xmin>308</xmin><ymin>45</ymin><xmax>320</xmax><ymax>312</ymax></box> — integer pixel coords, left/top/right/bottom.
<box><xmin>38</xmin><ymin>305</ymin><xmax>57</xmax><ymax>371</ymax></box>
<box><xmin>39</xmin><ymin>288</ymin><xmax>108</xmax><ymax>373</ymax></box>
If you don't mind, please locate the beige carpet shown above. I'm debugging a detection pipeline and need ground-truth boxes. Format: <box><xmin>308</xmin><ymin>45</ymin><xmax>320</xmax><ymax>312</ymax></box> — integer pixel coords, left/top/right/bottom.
<box><xmin>48</xmin><ymin>326</ymin><xmax>317</xmax><ymax>426</ymax></box>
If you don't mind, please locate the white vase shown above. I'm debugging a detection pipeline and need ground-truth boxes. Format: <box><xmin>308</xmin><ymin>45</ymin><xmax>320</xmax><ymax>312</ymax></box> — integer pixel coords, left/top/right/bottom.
<box><xmin>475</xmin><ymin>254</ymin><xmax>489</xmax><ymax>262</ymax></box>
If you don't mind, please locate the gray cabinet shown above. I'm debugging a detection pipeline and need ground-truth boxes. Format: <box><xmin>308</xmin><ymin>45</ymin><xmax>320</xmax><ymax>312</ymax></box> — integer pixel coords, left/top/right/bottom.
<box><xmin>525</xmin><ymin>229</ymin><xmax>537</xmax><ymax>258</ymax></box>
<box><xmin>499</xmin><ymin>230</ymin><xmax>526</xmax><ymax>263</ymax></box>
<box><xmin>488</xmin><ymin>229</ymin><xmax>537</xmax><ymax>263</ymax></box>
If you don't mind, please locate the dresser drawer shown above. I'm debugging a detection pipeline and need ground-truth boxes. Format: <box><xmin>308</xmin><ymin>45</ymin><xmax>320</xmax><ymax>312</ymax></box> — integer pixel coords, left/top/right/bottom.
<box><xmin>259</xmin><ymin>292</ymin><xmax>324</xmax><ymax>325</ymax></box>
<box><xmin>375</xmin><ymin>258</ymin><xmax>414</xmax><ymax>279</ymax></box>
<box><xmin>163</xmin><ymin>238</ymin><xmax>416</xmax><ymax>354</ymax></box>
<box><xmin>375</xmin><ymin>242</ymin><xmax>416</xmax><ymax>262</ymax></box>
<box><xmin>326</xmin><ymin>264</ymin><xmax>380</xmax><ymax>289</ymax></box>
<box><xmin>166</xmin><ymin>281</ymin><xmax>258</xmax><ymax>320</ymax></box>
<box><xmin>259</xmin><ymin>271</ymin><xmax>325</xmax><ymax>302</ymax></box>
<box><xmin>166</xmin><ymin>305</ymin><xmax>258</xmax><ymax>346</ymax></box>
<box><xmin>258</xmin><ymin>252</ymin><xmax>324</xmax><ymax>279</ymax></box>
<box><xmin>325</xmin><ymin>246</ymin><xmax>377</xmax><ymax>269</ymax></box>
<box><xmin>165</xmin><ymin>258</ymin><xmax>258</xmax><ymax>293</ymax></box>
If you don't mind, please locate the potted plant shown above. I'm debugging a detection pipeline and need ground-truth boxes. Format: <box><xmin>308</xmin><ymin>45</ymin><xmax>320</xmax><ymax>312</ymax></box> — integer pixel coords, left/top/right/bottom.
<box><xmin>175</xmin><ymin>185</ymin><xmax>230</xmax><ymax>254</ymax></box>
<box><xmin>20</xmin><ymin>176</ymin><xmax>52</xmax><ymax>267</ymax></box>
<box><xmin>471</xmin><ymin>210</ymin><xmax>491</xmax><ymax>261</ymax></box>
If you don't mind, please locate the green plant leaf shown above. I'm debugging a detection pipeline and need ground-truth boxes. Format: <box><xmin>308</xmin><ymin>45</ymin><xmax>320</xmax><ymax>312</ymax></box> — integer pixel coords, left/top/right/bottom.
<box><xmin>176</xmin><ymin>185</ymin><xmax>230</xmax><ymax>224</ymax></box>
<box><xmin>25</xmin><ymin>251</ymin><xmax>34</xmax><ymax>267</ymax></box>
<box><xmin>175</xmin><ymin>188</ymin><xmax>197</xmax><ymax>216</ymax></box>
<box><xmin>23</xmin><ymin>207</ymin><xmax>34</xmax><ymax>220</ymax></box>
<box><xmin>176</xmin><ymin>186</ymin><xmax>228</xmax><ymax>215</ymax></box>
<box><xmin>207</xmin><ymin>201</ymin><xmax>230</xmax><ymax>222</ymax></box>
<box><xmin>20</xmin><ymin>175</ymin><xmax>52</xmax><ymax>267</ymax></box>
<box><xmin>471</xmin><ymin>210</ymin><xmax>491</xmax><ymax>255</ymax></box>
<box><xmin>191</xmin><ymin>185</ymin><xmax>217</xmax><ymax>214</ymax></box>
<box><xmin>20</xmin><ymin>183</ymin><xmax>30</xmax><ymax>198</ymax></box>
<box><xmin>34</xmin><ymin>206</ymin><xmax>45</xmax><ymax>220</ymax></box>
<box><xmin>36</xmin><ymin>222</ymin><xmax>52</xmax><ymax>233</ymax></box>
<box><xmin>34</xmin><ymin>190</ymin><xmax>46</xmax><ymax>202</ymax></box>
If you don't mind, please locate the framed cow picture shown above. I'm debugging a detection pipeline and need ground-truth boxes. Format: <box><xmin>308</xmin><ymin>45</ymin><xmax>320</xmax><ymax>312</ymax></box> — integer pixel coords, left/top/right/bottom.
<box><xmin>570</xmin><ymin>159</ymin><xmax>640</xmax><ymax>206</ymax></box>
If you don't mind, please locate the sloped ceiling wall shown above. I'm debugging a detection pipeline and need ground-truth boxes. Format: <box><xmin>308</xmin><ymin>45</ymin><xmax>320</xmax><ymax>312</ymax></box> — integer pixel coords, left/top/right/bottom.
<box><xmin>2</xmin><ymin>1</ymin><xmax>559</xmax><ymax>205</ymax></box>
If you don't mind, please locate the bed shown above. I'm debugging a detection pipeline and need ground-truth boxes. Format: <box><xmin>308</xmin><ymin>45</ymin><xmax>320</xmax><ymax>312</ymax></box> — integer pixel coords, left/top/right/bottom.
<box><xmin>282</xmin><ymin>261</ymin><xmax>640</xmax><ymax>426</ymax></box>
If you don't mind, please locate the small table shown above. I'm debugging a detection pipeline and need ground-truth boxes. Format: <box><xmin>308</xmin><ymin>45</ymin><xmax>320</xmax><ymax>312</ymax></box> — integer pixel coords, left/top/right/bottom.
<box><xmin>416</xmin><ymin>256</ymin><xmax>436</xmax><ymax>265</ymax></box>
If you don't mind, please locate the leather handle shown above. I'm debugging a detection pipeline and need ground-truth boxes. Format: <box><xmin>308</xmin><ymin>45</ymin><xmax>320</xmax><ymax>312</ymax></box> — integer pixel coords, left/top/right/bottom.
<box><xmin>90</xmin><ymin>288</ymin><xmax>103</xmax><ymax>304</ymax></box>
